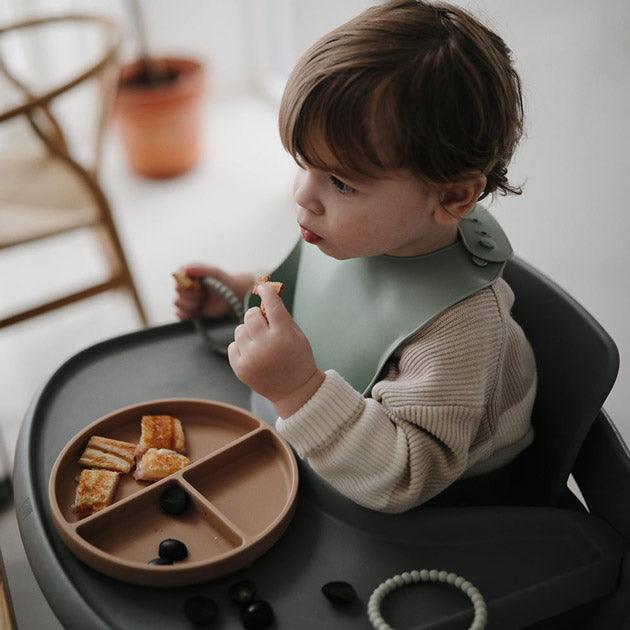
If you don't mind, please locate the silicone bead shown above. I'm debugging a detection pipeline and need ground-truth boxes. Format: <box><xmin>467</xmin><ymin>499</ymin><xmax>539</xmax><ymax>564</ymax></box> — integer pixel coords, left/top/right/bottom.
<box><xmin>367</xmin><ymin>569</ymin><xmax>487</xmax><ymax>630</ymax></box>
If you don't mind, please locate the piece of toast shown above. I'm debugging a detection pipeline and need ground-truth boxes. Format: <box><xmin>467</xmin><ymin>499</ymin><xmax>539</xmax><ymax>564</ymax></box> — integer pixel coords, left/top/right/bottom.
<box><xmin>252</xmin><ymin>275</ymin><xmax>285</xmax><ymax>317</ymax></box>
<box><xmin>135</xmin><ymin>415</ymin><xmax>186</xmax><ymax>460</ymax></box>
<box><xmin>78</xmin><ymin>435</ymin><xmax>136</xmax><ymax>474</ymax></box>
<box><xmin>172</xmin><ymin>271</ymin><xmax>201</xmax><ymax>291</ymax></box>
<box><xmin>133</xmin><ymin>448</ymin><xmax>191</xmax><ymax>481</ymax></box>
<box><xmin>71</xmin><ymin>469</ymin><xmax>120</xmax><ymax>518</ymax></box>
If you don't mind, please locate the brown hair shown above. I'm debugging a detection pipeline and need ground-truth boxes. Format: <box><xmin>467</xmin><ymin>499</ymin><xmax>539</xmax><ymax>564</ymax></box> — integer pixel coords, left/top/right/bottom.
<box><xmin>279</xmin><ymin>0</ymin><xmax>524</xmax><ymax>200</ymax></box>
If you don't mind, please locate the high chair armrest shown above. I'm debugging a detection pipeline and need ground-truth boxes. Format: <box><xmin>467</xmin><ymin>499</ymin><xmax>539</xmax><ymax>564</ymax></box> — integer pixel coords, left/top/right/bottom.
<box><xmin>572</xmin><ymin>409</ymin><xmax>630</xmax><ymax>541</ymax></box>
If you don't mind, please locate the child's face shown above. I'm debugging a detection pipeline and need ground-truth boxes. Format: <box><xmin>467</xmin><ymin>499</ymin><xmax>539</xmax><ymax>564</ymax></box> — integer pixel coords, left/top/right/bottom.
<box><xmin>293</xmin><ymin>153</ymin><xmax>457</xmax><ymax>260</ymax></box>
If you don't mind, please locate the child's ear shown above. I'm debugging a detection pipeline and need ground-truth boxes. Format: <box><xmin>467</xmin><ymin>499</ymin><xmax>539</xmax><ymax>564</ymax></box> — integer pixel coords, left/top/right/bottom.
<box><xmin>434</xmin><ymin>175</ymin><xmax>487</xmax><ymax>225</ymax></box>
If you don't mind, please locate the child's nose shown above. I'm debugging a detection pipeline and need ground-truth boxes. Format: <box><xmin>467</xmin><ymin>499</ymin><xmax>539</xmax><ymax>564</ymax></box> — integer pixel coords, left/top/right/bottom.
<box><xmin>294</xmin><ymin>172</ymin><xmax>324</xmax><ymax>215</ymax></box>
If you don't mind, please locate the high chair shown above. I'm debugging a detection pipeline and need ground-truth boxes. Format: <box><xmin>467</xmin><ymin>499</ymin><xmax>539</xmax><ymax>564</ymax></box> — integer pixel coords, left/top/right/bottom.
<box><xmin>8</xmin><ymin>255</ymin><xmax>630</xmax><ymax>629</ymax></box>
<box><xmin>503</xmin><ymin>257</ymin><xmax>620</xmax><ymax>506</ymax></box>
<box><xmin>0</xmin><ymin>14</ymin><xmax>147</xmax><ymax>329</ymax></box>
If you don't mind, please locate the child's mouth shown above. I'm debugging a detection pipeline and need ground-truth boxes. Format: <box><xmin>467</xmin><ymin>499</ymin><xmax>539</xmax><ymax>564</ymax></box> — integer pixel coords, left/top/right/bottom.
<box><xmin>300</xmin><ymin>226</ymin><xmax>323</xmax><ymax>244</ymax></box>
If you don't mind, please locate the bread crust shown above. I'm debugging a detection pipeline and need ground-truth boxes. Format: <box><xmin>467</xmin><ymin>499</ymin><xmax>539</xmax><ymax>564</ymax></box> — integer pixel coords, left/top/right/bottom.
<box><xmin>252</xmin><ymin>275</ymin><xmax>285</xmax><ymax>317</ymax></box>
<box><xmin>135</xmin><ymin>415</ymin><xmax>186</xmax><ymax>459</ymax></box>
<box><xmin>72</xmin><ymin>469</ymin><xmax>120</xmax><ymax>517</ymax></box>
<box><xmin>172</xmin><ymin>271</ymin><xmax>201</xmax><ymax>291</ymax></box>
<box><xmin>78</xmin><ymin>435</ymin><xmax>136</xmax><ymax>473</ymax></box>
<box><xmin>133</xmin><ymin>448</ymin><xmax>191</xmax><ymax>481</ymax></box>
<box><xmin>252</xmin><ymin>275</ymin><xmax>285</xmax><ymax>297</ymax></box>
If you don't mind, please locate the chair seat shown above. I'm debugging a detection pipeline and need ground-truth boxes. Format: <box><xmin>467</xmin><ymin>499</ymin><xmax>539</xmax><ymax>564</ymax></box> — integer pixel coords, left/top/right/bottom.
<box><xmin>0</xmin><ymin>151</ymin><xmax>99</xmax><ymax>248</ymax></box>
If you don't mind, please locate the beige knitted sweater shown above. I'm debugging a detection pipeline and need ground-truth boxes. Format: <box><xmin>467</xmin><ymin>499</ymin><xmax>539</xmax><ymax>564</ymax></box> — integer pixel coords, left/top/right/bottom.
<box><xmin>275</xmin><ymin>277</ymin><xmax>537</xmax><ymax>513</ymax></box>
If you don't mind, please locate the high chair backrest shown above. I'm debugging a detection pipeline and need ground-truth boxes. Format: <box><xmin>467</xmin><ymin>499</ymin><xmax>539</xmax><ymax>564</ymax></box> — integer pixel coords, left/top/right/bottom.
<box><xmin>502</xmin><ymin>256</ymin><xmax>619</xmax><ymax>506</ymax></box>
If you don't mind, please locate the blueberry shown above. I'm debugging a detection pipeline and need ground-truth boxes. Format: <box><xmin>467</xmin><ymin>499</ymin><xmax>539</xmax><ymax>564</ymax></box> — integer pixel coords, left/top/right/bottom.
<box><xmin>148</xmin><ymin>557</ymin><xmax>173</xmax><ymax>565</ymax></box>
<box><xmin>321</xmin><ymin>581</ymin><xmax>357</xmax><ymax>604</ymax></box>
<box><xmin>160</xmin><ymin>486</ymin><xmax>190</xmax><ymax>515</ymax></box>
<box><xmin>228</xmin><ymin>580</ymin><xmax>257</xmax><ymax>607</ymax></box>
<box><xmin>159</xmin><ymin>538</ymin><xmax>188</xmax><ymax>561</ymax></box>
<box><xmin>241</xmin><ymin>600</ymin><xmax>274</xmax><ymax>630</ymax></box>
<box><xmin>184</xmin><ymin>596</ymin><xmax>218</xmax><ymax>625</ymax></box>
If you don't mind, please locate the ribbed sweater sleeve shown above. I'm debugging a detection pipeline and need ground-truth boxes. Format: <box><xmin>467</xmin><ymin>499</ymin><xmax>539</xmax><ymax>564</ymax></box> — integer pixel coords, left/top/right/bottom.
<box><xmin>275</xmin><ymin>279</ymin><xmax>537</xmax><ymax>513</ymax></box>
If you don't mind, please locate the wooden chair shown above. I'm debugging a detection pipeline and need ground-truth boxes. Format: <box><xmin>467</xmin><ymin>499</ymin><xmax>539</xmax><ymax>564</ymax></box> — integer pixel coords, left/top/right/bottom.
<box><xmin>0</xmin><ymin>14</ymin><xmax>147</xmax><ymax>328</ymax></box>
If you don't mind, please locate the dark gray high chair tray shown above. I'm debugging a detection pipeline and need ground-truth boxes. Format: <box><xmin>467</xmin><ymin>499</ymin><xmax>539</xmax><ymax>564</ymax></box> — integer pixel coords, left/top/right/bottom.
<box><xmin>12</xmin><ymin>255</ymin><xmax>629</xmax><ymax>629</ymax></box>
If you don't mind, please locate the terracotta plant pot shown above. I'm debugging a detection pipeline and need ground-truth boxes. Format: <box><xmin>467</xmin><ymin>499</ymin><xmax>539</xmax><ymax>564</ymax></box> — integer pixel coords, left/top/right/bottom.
<box><xmin>116</xmin><ymin>57</ymin><xmax>205</xmax><ymax>179</ymax></box>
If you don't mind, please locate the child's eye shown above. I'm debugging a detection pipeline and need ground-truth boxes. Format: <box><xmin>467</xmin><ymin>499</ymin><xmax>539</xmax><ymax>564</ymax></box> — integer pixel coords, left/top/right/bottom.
<box><xmin>329</xmin><ymin>175</ymin><xmax>355</xmax><ymax>194</ymax></box>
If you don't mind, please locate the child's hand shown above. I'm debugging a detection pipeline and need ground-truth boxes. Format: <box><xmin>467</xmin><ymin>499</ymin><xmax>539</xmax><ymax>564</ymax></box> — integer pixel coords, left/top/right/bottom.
<box><xmin>228</xmin><ymin>284</ymin><xmax>325</xmax><ymax>418</ymax></box>
<box><xmin>173</xmin><ymin>265</ymin><xmax>254</xmax><ymax>320</ymax></box>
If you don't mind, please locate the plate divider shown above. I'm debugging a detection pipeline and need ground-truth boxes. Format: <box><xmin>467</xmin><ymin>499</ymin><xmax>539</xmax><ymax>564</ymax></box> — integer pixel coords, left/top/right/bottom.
<box><xmin>62</xmin><ymin>427</ymin><xmax>268</xmax><ymax>530</ymax></box>
<box><xmin>178</xmin><ymin>477</ymin><xmax>250</xmax><ymax>544</ymax></box>
<box><xmin>180</xmin><ymin>425</ymin><xmax>266</xmax><ymax>476</ymax></box>
<box><xmin>48</xmin><ymin>398</ymin><xmax>299</xmax><ymax>586</ymax></box>
<box><xmin>68</xmin><ymin>475</ymin><xmax>167</xmax><ymax>532</ymax></box>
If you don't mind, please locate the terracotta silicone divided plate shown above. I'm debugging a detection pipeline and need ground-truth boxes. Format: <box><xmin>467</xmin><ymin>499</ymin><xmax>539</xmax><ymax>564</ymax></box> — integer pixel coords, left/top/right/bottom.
<box><xmin>48</xmin><ymin>398</ymin><xmax>299</xmax><ymax>587</ymax></box>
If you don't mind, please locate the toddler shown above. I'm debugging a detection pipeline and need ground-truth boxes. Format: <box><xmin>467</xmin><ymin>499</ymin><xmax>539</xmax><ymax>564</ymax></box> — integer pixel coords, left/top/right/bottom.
<box><xmin>174</xmin><ymin>0</ymin><xmax>537</xmax><ymax>512</ymax></box>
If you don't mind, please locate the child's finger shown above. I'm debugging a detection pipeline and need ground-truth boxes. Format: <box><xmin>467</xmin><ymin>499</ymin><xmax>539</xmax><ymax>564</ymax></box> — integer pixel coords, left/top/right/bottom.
<box><xmin>181</xmin><ymin>263</ymin><xmax>217</xmax><ymax>278</ymax></box>
<box><xmin>234</xmin><ymin>323</ymin><xmax>252</xmax><ymax>344</ymax></box>
<box><xmin>175</xmin><ymin>296</ymin><xmax>201</xmax><ymax>313</ymax></box>
<box><xmin>185</xmin><ymin>264</ymin><xmax>222</xmax><ymax>280</ymax></box>
<box><xmin>257</xmin><ymin>284</ymin><xmax>290</xmax><ymax>326</ymax></box>
<box><xmin>227</xmin><ymin>341</ymin><xmax>240</xmax><ymax>364</ymax></box>
<box><xmin>175</xmin><ymin>283</ymin><xmax>203</xmax><ymax>296</ymax></box>
<box><xmin>243</xmin><ymin>307</ymin><xmax>268</xmax><ymax>333</ymax></box>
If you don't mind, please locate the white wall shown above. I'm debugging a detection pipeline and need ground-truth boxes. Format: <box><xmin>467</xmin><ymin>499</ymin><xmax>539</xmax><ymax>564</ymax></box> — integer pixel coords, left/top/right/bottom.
<box><xmin>1</xmin><ymin>0</ymin><xmax>255</xmax><ymax>95</ymax></box>
<box><xmin>460</xmin><ymin>0</ymin><xmax>630</xmax><ymax>434</ymax></box>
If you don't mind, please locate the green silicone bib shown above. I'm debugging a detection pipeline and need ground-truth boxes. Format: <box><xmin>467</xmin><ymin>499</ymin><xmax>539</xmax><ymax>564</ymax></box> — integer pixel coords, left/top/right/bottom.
<box><xmin>248</xmin><ymin>204</ymin><xmax>512</xmax><ymax>394</ymax></box>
